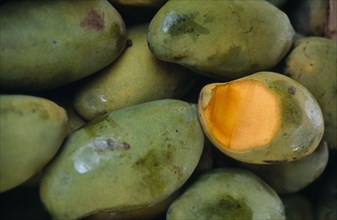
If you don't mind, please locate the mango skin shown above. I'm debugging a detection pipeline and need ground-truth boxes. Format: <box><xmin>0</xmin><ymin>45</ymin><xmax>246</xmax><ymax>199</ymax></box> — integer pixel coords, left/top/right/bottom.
<box><xmin>198</xmin><ymin>71</ymin><xmax>324</xmax><ymax>164</ymax></box>
<box><xmin>73</xmin><ymin>24</ymin><xmax>195</xmax><ymax>121</ymax></box>
<box><xmin>285</xmin><ymin>37</ymin><xmax>337</xmax><ymax>149</ymax></box>
<box><xmin>0</xmin><ymin>95</ymin><xmax>68</xmax><ymax>192</ymax></box>
<box><xmin>40</xmin><ymin>99</ymin><xmax>204</xmax><ymax>220</ymax></box>
<box><xmin>147</xmin><ymin>0</ymin><xmax>294</xmax><ymax>79</ymax></box>
<box><xmin>0</xmin><ymin>0</ymin><xmax>126</xmax><ymax>91</ymax></box>
<box><xmin>166</xmin><ymin>168</ymin><xmax>285</xmax><ymax>220</ymax></box>
<box><xmin>239</xmin><ymin>141</ymin><xmax>329</xmax><ymax>194</ymax></box>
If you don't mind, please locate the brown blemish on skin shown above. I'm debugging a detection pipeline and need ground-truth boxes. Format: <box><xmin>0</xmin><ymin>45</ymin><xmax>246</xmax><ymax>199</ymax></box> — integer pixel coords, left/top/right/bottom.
<box><xmin>80</xmin><ymin>9</ymin><xmax>105</xmax><ymax>31</ymax></box>
<box><xmin>94</xmin><ymin>138</ymin><xmax>130</xmax><ymax>152</ymax></box>
<box><xmin>288</xmin><ymin>86</ymin><xmax>296</xmax><ymax>95</ymax></box>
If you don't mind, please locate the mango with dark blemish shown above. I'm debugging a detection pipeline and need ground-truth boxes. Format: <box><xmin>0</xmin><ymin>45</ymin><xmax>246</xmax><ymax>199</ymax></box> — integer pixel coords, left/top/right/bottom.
<box><xmin>73</xmin><ymin>24</ymin><xmax>196</xmax><ymax>121</ymax></box>
<box><xmin>238</xmin><ymin>141</ymin><xmax>329</xmax><ymax>194</ymax></box>
<box><xmin>284</xmin><ymin>37</ymin><xmax>337</xmax><ymax>149</ymax></box>
<box><xmin>147</xmin><ymin>0</ymin><xmax>294</xmax><ymax>79</ymax></box>
<box><xmin>166</xmin><ymin>168</ymin><xmax>285</xmax><ymax>220</ymax></box>
<box><xmin>0</xmin><ymin>95</ymin><xmax>68</xmax><ymax>192</ymax></box>
<box><xmin>39</xmin><ymin>99</ymin><xmax>204</xmax><ymax>219</ymax></box>
<box><xmin>198</xmin><ymin>71</ymin><xmax>324</xmax><ymax>164</ymax></box>
<box><xmin>0</xmin><ymin>0</ymin><xmax>126</xmax><ymax>91</ymax></box>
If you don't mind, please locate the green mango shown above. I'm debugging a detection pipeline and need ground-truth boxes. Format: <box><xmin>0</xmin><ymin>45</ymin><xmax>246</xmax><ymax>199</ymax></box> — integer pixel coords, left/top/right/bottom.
<box><xmin>73</xmin><ymin>24</ymin><xmax>196</xmax><ymax>121</ymax></box>
<box><xmin>198</xmin><ymin>71</ymin><xmax>324</xmax><ymax>164</ymax></box>
<box><xmin>0</xmin><ymin>0</ymin><xmax>126</xmax><ymax>91</ymax></box>
<box><xmin>285</xmin><ymin>37</ymin><xmax>337</xmax><ymax>149</ymax></box>
<box><xmin>40</xmin><ymin>99</ymin><xmax>204</xmax><ymax>219</ymax></box>
<box><xmin>147</xmin><ymin>0</ymin><xmax>294</xmax><ymax>79</ymax></box>
<box><xmin>166</xmin><ymin>168</ymin><xmax>285</xmax><ymax>220</ymax></box>
<box><xmin>239</xmin><ymin>141</ymin><xmax>329</xmax><ymax>194</ymax></box>
<box><xmin>0</xmin><ymin>95</ymin><xmax>68</xmax><ymax>193</ymax></box>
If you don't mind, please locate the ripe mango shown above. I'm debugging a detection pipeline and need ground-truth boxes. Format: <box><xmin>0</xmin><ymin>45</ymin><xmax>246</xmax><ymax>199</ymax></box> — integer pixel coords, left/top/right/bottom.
<box><xmin>198</xmin><ymin>71</ymin><xmax>324</xmax><ymax>164</ymax></box>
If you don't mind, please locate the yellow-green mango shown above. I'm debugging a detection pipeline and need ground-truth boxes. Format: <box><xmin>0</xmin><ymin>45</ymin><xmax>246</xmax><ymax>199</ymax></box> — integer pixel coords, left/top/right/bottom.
<box><xmin>147</xmin><ymin>0</ymin><xmax>294</xmax><ymax>79</ymax></box>
<box><xmin>238</xmin><ymin>141</ymin><xmax>329</xmax><ymax>194</ymax></box>
<box><xmin>166</xmin><ymin>168</ymin><xmax>285</xmax><ymax>220</ymax></box>
<box><xmin>198</xmin><ymin>71</ymin><xmax>324</xmax><ymax>164</ymax></box>
<box><xmin>284</xmin><ymin>37</ymin><xmax>337</xmax><ymax>149</ymax></box>
<box><xmin>0</xmin><ymin>0</ymin><xmax>126</xmax><ymax>91</ymax></box>
<box><xmin>0</xmin><ymin>95</ymin><xmax>68</xmax><ymax>192</ymax></box>
<box><xmin>73</xmin><ymin>23</ymin><xmax>196</xmax><ymax>121</ymax></box>
<box><xmin>109</xmin><ymin>0</ymin><xmax>167</xmax><ymax>7</ymax></box>
<box><xmin>40</xmin><ymin>99</ymin><xmax>204</xmax><ymax>220</ymax></box>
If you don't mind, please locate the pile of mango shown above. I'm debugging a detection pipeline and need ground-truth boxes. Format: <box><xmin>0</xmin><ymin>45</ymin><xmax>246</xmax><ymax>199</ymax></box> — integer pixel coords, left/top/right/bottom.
<box><xmin>0</xmin><ymin>0</ymin><xmax>336</xmax><ymax>219</ymax></box>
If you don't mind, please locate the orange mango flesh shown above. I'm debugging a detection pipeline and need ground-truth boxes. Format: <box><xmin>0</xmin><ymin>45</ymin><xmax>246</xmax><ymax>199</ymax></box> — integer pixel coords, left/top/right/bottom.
<box><xmin>203</xmin><ymin>80</ymin><xmax>281</xmax><ymax>151</ymax></box>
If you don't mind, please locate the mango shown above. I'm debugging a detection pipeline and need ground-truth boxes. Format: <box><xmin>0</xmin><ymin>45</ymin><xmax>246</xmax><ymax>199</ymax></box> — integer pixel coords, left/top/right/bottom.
<box><xmin>284</xmin><ymin>37</ymin><xmax>337</xmax><ymax>149</ymax></box>
<box><xmin>238</xmin><ymin>141</ymin><xmax>329</xmax><ymax>194</ymax></box>
<box><xmin>0</xmin><ymin>0</ymin><xmax>126</xmax><ymax>91</ymax></box>
<box><xmin>40</xmin><ymin>99</ymin><xmax>204</xmax><ymax>219</ymax></box>
<box><xmin>0</xmin><ymin>95</ymin><xmax>67</xmax><ymax>192</ymax></box>
<box><xmin>166</xmin><ymin>168</ymin><xmax>285</xmax><ymax>220</ymax></box>
<box><xmin>198</xmin><ymin>71</ymin><xmax>324</xmax><ymax>164</ymax></box>
<box><xmin>73</xmin><ymin>24</ymin><xmax>196</xmax><ymax>121</ymax></box>
<box><xmin>147</xmin><ymin>0</ymin><xmax>294</xmax><ymax>79</ymax></box>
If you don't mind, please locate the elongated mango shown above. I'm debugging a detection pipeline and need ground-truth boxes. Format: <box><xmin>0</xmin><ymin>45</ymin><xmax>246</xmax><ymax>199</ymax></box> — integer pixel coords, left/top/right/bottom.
<box><xmin>0</xmin><ymin>0</ymin><xmax>126</xmax><ymax>91</ymax></box>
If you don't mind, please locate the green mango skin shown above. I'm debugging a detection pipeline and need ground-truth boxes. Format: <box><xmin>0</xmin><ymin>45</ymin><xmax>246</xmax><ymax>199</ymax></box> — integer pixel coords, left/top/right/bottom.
<box><xmin>0</xmin><ymin>95</ymin><xmax>68</xmax><ymax>193</ymax></box>
<box><xmin>285</xmin><ymin>37</ymin><xmax>337</xmax><ymax>149</ymax></box>
<box><xmin>40</xmin><ymin>99</ymin><xmax>204</xmax><ymax>220</ymax></box>
<box><xmin>73</xmin><ymin>24</ymin><xmax>196</xmax><ymax>121</ymax></box>
<box><xmin>239</xmin><ymin>141</ymin><xmax>329</xmax><ymax>194</ymax></box>
<box><xmin>0</xmin><ymin>0</ymin><xmax>126</xmax><ymax>91</ymax></box>
<box><xmin>166</xmin><ymin>168</ymin><xmax>285</xmax><ymax>220</ymax></box>
<box><xmin>198</xmin><ymin>71</ymin><xmax>325</xmax><ymax>164</ymax></box>
<box><xmin>147</xmin><ymin>0</ymin><xmax>294</xmax><ymax>79</ymax></box>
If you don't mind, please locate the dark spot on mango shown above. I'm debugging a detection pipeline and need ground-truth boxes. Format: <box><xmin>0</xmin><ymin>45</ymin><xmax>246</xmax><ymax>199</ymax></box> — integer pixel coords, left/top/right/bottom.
<box><xmin>167</xmin><ymin>13</ymin><xmax>209</xmax><ymax>38</ymax></box>
<box><xmin>80</xmin><ymin>9</ymin><xmax>105</xmax><ymax>31</ymax></box>
<box><xmin>288</xmin><ymin>86</ymin><xmax>296</xmax><ymax>95</ymax></box>
<box><xmin>269</xmin><ymin>80</ymin><xmax>302</xmax><ymax>126</ymax></box>
<box><xmin>133</xmin><ymin>149</ymin><xmax>171</xmax><ymax>196</ymax></box>
<box><xmin>126</xmin><ymin>39</ymin><xmax>133</xmax><ymax>47</ymax></box>
<box><xmin>199</xmin><ymin>195</ymin><xmax>252</xmax><ymax>220</ymax></box>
